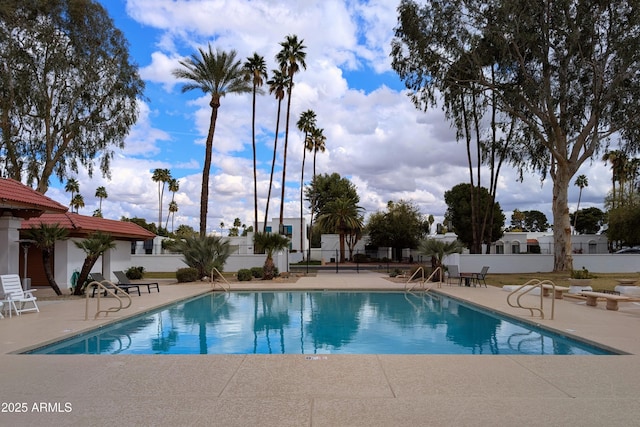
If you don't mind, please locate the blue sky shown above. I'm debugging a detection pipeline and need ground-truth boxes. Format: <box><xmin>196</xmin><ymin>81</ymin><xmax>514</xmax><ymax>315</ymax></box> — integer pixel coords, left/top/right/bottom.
<box><xmin>44</xmin><ymin>0</ymin><xmax>610</xmax><ymax>235</ymax></box>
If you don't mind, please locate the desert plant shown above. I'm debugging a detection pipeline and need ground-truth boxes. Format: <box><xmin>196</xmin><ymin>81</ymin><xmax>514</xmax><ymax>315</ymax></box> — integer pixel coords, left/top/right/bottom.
<box><xmin>237</xmin><ymin>269</ymin><xmax>253</xmax><ymax>281</ymax></box>
<box><xmin>73</xmin><ymin>232</ymin><xmax>116</xmax><ymax>295</ymax></box>
<box><xmin>253</xmin><ymin>232</ymin><xmax>290</xmax><ymax>279</ymax></box>
<box><xmin>169</xmin><ymin>235</ymin><xmax>232</xmax><ymax>279</ymax></box>
<box><xmin>176</xmin><ymin>267</ymin><xmax>199</xmax><ymax>283</ymax></box>
<box><xmin>126</xmin><ymin>266</ymin><xmax>145</xmax><ymax>280</ymax></box>
<box><xmin>571</xmin><ymin>267</ymin><xmax>594</xmax><ymax>279</ymax></box>
<box><xmin>250</xmin><ymin>266</ymin><xmax>264</xmax><ymax>279</ymax></box>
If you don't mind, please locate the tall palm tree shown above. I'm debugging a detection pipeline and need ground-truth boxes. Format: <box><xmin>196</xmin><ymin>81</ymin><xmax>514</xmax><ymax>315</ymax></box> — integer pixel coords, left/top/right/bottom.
<box><xmin>95</xmin><ymin>186</ymin><xmax>108</xmax><ymax>214</ymax></box>
<box><xmin>243</xmin><ymin>53</ymin><xmax>268</xmax><ymax>233</ymax></box>
<box><xmin>276</xmin><ymin>34</ymin><xmax>307</xmax><ymax>227</ymax></box>
<box><xmin>308</xmin><ymin>126</ymin><xmax>326</xmax><ymax>254</ymax></box>
<box><xmin>167</xmin><ymin>201</ymin><xmax>179</xmax><ymax>233</ymax></box>
<box><xmin>263</xmin><ymin>69</ymin><xmax>289</xmax><ymax>232</ymax></box>
<box><xmin>173</xmin><ymin>45</ymin><xmax>252</xmax><ymax>237</ymax></box>
<box><xmin>70</xmin><ymin>193</ymin><xmax>84</xmax><ymax>213</ymax></box>
<box><xmin>165</xmin><ymin>178</ymin><xmax>179</xmax><ymax>229</ymax></box>
<box><xmin>316</xmin><ymin>197</ymin><xmax>363</xmax><ymax>263</ymax></box>
<box><xmin>602</xmin><ymin>150</ymin><xmax>627</xmax><ymax>209</ymax></box>
<box><xmin>152</xmin><ymin>168</ymin><xmax>171</xmax><ymax>230</ymax></box>
<box><xmin>297</xmin><ymin>110</ymin><xmax>317</xmax><ymax>257</ymax></box>
<box><xmin>25</xmin><ymin>224</ymin><xmax>69</xmax><ymax>295</ymax></box>
<box><xmin>253</xmin><ymin>232</ymin><xmax>290</xmax><ymax>279</ymax></box>
<box><xmin>573</xmin><ymin>174</ymin><xmax>588</xmax><ymax>233</ymax></box>
<box><xmin>73</xmin><ymin>232</ymin><xmax>116</xmax><ymax>296</ymax></box>
<box><xmin>65</xmin><ymin>178</ymin><xmax>79</xmax><ymax>208</ymax></box>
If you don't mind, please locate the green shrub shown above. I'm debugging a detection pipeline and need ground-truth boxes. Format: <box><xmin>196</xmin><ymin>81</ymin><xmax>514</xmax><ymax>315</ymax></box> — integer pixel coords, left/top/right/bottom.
<box><xmin>237</xmin><ymin>269</ymin><xmax>253</xmax><ymax>281</ymax></box>
<box><xmin>250</xmin><ymin>266</ymin><xmax>264</xmax><ymax>279</ymax></box>
<box><xmin>176</xmin><ymin>267</ymin><xmax>199</xmax><ymax>283</ymax></box>
<box><xmin>126</xmin><ymin>266</ymin><xmax>144</xmax><ymax>279</ymax></box>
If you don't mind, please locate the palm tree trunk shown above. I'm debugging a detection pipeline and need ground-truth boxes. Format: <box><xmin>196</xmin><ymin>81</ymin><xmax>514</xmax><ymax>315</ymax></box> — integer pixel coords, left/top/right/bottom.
<box><xmin>300</xmin><ymin>141</ymin><xmax>307</xmax><ymax>259</ymax></box>
<box><xmin>74</xmin><ymin>256</ymin><xmax>99</xmax><ymax>296</ymax></box>
<box><xmin>200</xmin><ymin>99</ymin><xmax>220</xmax><ymax>237</ymax></box>
<box><xmin>251</xmin><ymin>87</ymin><xmax>259</xmax><ymax>235</ymax></box>
<box><xmin>42</xmin><ymin>250</ymin><xmax>62</xmax><ymax>295</ymax></box>
<box><xmin>279</xmin><ymin>86</ymin><xmax>294</xmax><ymax>227</ymax></box>
<box><xmin>264</xmin><ymin>100</ymin><xmax>283</xmax><ymax>232</ymax></box>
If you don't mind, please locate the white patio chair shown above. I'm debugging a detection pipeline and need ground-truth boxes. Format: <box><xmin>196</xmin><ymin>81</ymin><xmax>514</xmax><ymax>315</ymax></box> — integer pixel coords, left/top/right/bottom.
<box><xmin>0</xmin><ymin>274</ymin><xmax>39</xmax><ymax>317</ymax></box>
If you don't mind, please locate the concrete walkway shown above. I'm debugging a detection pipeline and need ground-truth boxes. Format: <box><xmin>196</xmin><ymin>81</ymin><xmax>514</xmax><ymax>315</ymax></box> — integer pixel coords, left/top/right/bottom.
<box><xmin>1</xmin><ymin>271</ymin><xmax>640</xmax><ymax>426</ymax></box>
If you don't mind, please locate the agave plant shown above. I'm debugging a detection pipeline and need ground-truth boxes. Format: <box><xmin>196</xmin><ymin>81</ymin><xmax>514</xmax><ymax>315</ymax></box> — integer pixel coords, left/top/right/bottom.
<box><xmin>253</xmin><ymin>232</ymin><xmax>290</xmax><ymax>280</ymax></box>
<box><xmin>167</xmin><ymin>235</ymin><xmax>232</xmax><ymax>279</ymax></box>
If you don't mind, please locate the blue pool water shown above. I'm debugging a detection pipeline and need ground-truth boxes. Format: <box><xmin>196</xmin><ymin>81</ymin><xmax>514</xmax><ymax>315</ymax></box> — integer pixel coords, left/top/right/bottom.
<box><xmin>27</xmin><ymin>292</ymin><xmax>615</xmax><ymax>355</ymax></box>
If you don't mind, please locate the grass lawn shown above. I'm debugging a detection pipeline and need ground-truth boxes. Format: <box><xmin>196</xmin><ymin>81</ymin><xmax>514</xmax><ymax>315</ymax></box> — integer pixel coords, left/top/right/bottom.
<box><xmin>488</xmin><ymin>272</ymin><xmax>640</xmax><ymax>292</ymax></box>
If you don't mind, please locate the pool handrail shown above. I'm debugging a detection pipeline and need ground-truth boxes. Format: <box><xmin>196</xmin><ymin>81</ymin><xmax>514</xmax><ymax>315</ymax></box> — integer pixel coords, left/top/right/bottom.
<box><xmin>405</xmin><ymin>266</ymin><xmax>443</xmax><ymax>292</ymax></box>
<box><xmin>210</xmin><ymin>267</ymin><xmax>230</xmax><ymax>292</ymax></box>
<box><xmin>506</xmin><ymin>279</ymin><xmax>557</xmax><ymax>320</ymax></box>
<box><xmin>85</xmin><ymin>280</ymin><xmax>132</xmax><ymax>320</ymax></box>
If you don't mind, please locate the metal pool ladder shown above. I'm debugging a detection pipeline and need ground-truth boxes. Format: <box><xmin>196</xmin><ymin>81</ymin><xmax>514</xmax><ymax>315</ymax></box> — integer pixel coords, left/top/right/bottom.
<box><xmin>210</xmin><ymin>267</ymin><xmax>230</xmax><ymax>292</ymax></box>
<box><xmin>405</xmin><ymin>266</ymin><xmax>443</xmax><ymax>292</ymax></box>
<box><xmin>506</xmin><ymin>279</ymin><xmax>558</xmax><ymax>320</ymax></box>
<box><xmin>85</xmin><ymin>280</ymin><xmax>132</xmax><ymax>320</ymax></box>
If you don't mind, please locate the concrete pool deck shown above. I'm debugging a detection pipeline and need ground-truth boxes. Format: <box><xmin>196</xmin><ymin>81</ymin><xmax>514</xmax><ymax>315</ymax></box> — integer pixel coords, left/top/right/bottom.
<box><xmin>1</xmin><ymin>270</ymin><xmax>640</xmax><ymax>426</ymax></box>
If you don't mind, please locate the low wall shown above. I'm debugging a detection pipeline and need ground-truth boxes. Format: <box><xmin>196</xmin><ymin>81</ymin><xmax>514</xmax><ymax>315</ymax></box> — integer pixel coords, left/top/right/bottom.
<box><xmin>131</xmin><ymin>252</ymin><xmax>288</xmax><ymax>275</ymax></box>
<box><xmin>445</xmin><ymin>253</ymin><xmax>640</xmax><ymax>274</ymax></box>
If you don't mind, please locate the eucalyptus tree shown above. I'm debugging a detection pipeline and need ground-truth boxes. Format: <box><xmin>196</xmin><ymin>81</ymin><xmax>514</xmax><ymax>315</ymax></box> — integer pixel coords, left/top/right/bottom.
<box><xmin>152</xmin><ymin>168</ymin><xmax>171</xmax><ymax>229</ymax></box>
<box><xmin>263</xmin><ymin>69</ymin><xmax>289</xmax><ymax>232</ymax></box>
<box><xmin>173</xmin><ymin>45</ymin><xmax>252</xmax><ymax>237</ymax></box>
<box><xmin>276</xmin><ymin>35</ymin><xmax>307</xmax><ymax>227</ymax></box>
<box><xmin>0</xmin><ymin>0</ymin><xmax>144</xmax><ymax>193</ymax></box>
<box><xmin>392</xmin><ymin>0</ymin><xmax>640</xmax><ymax>271</ymax></box>
<box><xmin>573</xmin><ymin>175</ymin><xmax>588</xmax><ymax>233</ymax></box>
<box><xmin>243</xmin><ymin>53</ymin><xmax>268</xmax><ymax>232</ymax></box>
<box><xmin>297</xmin><ymin>110</ymin><xmax>317</xmax><ymax>257</ymax></box>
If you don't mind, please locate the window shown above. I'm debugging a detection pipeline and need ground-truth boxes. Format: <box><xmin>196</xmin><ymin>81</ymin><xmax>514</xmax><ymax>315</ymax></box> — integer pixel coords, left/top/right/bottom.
<box><xmin>511</xmin><ymin>242</ymin><xmax>520</xmax><ymax>254</ymax></box>
<box><xmin>265</xmin><ymin>226</ymin><xmax>272</xmax><ymax>233</ymax></box>
<box><xmin>495</xmin><ymin>243</ymin><xmax>504</xmax><ymax>254</ymax></box>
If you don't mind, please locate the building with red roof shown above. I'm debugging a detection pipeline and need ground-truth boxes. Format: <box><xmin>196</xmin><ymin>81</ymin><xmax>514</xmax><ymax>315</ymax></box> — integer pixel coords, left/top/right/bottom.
<box><xmin>21</xmin><ymin>212</ymin><xmax>156</xmax><ymax>289</ymax></box>
<box><xmin>0</xmin><ymin>178</ymin><xmax>67</xmax><ymax>277</ymax></box>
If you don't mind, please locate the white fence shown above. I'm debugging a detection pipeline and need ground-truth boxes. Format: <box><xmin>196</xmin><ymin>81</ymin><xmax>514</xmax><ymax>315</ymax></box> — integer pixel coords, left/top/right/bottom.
<box><xmin>446</xmin><ymin>253</ymin><xmax>640</xmax><ymax>274</ymax></box>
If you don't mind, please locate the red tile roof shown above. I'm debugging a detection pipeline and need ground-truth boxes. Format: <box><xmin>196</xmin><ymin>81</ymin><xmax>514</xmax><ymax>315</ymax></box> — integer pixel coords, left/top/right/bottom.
<box><xmin>22</xmin><ymin>212</ymin><xmax>156</xmax><ymax>241</ymax></box>
<box><xmin>0</xmin><ymin>178</ymin><xmax>67</xmax><ymax>218</ymax></box>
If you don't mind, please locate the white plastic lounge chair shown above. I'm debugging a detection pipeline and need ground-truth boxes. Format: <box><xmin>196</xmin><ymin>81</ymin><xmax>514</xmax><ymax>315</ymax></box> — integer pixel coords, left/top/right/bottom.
<box><xmin>0</xmin><ymin>274</ymin><xmax>39</xmax><ymax>317</ymax></box>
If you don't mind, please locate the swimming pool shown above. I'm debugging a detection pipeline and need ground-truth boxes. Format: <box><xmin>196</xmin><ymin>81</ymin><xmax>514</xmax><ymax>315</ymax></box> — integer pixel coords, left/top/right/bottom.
<box><xmin>26</xmin><ymin>291</ymin><xmax>615</xmax><ymax>355</ymax></box>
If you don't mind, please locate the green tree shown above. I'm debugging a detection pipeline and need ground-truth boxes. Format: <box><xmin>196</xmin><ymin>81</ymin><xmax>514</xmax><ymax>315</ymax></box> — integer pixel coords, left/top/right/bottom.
<box><xmin>307</xmin><ymin>127</ymin><xmax>326</xmax><ymax>249</ymax></box>
<box><xmin>24</xmin><ymin>223</ymin><xmax>69</xmax><ymax>295</ymax></box>
<box><xmin>509</xmin><ymin>209</ymin><xmax>526</xmax><ymax>231</ymax></box>
<box><xmin>305</xmin><ymin>173</ymin><xmax>359</xmax><ymax>220</ymax></box>
<box><xmin>173</xmin><ymin>45</ymin><xmax>251</xmax><ymax>237</ymax></box>
<box><xmin>166</xmin><ymin>235</ymin><xmax>232</xmax><ymax>279</ymax></box>
<box><xmin>95</xmin><ymin>186</ymin><xmax>108</xmax><ymax>216</ymax></box>
<box><xmin>0</xmin><ymin>0</ymin><xmax>144</xmax><ymax>193</ymax></box>
<box><xmin>366</xmin><ymin>200</ymin><xmax>430</xmax><ymax>261</ymax></box>
<box><xmin>121</xmin><ymin>216</ymin><xmax>158</xmax><ymax>235</ymax></box>
<box><xmin>73</xmin><ymin>231</ymin><xmax>116</xmax><ymax>296</ymax></box>
<box><xmin>316</xmin><ymin>197</ymin><xmax>364</xmax><ymax>263</ymax></box>
<box><xmin>70</xmin><ymin>194</ymin><xmax>84</xmax><ymax>213</ymax></box>
<box><xmin>263</xmin><ymin>69</ymin><xmax>289</xmax><ymax>232</ymax></box>
<box><xmin>297</xmin><ymin>110</ymin><xmax>317</xmax><ymax>258</ymax></box>
<box><xmin>523</xmin><ymin>210</ymin><xmax>550</xmax><ymax>233</ymax></box>
<box><xmin>175</xmin><ymin>224</ymin><xmax>197</xmax><ymax>239</ymax></box>
<box><xmin>243</xmin><ymin>53</ymin><xmax>267</xmax><ymax>233</ymax></box>
<box><xmin>165</xmin><ymin>178</ymin><xmax>179</xmax><ymax>230</ymax></box>
<box><xmin>64</xmin><ymin>178</ymin><xmax>80</xmax><ymax>207</ymax></box>
<box><xmin>608</xmin><ymin>206</ymin><xmax>640</xmax><ymax>247</ymax></box>
<box><xmin>152</xmin><ymin>168</ymin><xmax>171</xmax><ymax>229</ymax></box>
<box><xmin>392</xmin><ymin>0</ymin><xmax>640</xmax><ymax>271</ymax></box>
<box><xmin>444</xmin><ymin>183</ymin><xmax>504</xmax><ymax>251</ymax></box>
<box><xmin>573</xmin><ymin>175</ymin><xmax>589</xmax><ymax>233</ymax></box>
<box><xmin>253</xmin><ymin>232</ymin><xmax>290</xmax><ymax>280</ymax></box>
<box><xmin>276</xmin><ymin>34</ymin><xmax>307</xmax><ymax>227</ymax></box>
<box><xmin>570</xmin><ymin>207</ymin><xmax>605</xmax><ymax>235</ymax></box>
<box><xmin>417</xmin><ymin>238</ymin><xmax>464</xmax><ymax>281</ymax></box>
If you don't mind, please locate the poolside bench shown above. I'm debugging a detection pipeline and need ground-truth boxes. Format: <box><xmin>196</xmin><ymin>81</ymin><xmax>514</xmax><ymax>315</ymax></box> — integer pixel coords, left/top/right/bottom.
<box><xmin>580</xmin><ymin>291</ymin><xmax>637</xmax><ymax>311</ymax></box>
<box><xmin>541</xmin><ymin>284</ymin><xmax>569</xmax><ymax>299</ymax></box>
